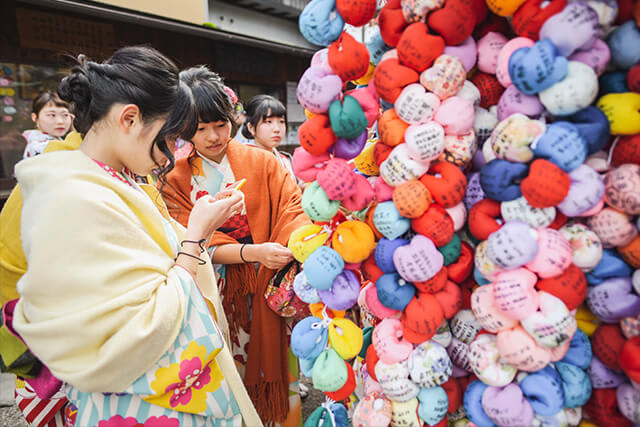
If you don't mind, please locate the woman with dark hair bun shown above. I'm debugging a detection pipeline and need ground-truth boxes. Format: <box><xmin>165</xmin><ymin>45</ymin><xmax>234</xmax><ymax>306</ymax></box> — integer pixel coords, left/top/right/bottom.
<box><xmin>161</xmin><ymin>66</ymin><xmax>310</xmax><ymax>426</ymax></box>
<box><xmin>3</xmin><ymin>47</ymin><xmax>260</xmax><ymax>426</ymax></box>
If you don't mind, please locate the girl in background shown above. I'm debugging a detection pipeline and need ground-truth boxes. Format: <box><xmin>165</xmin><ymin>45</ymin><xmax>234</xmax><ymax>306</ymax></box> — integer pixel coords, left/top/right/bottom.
<box><xmin>241</xmin><ymin>94</ymin><xmax>297</xmax><ymax>181</ymax></box>
<box><xmin>22</xmin><ymin>91</ymin><xmax>72</xmax><ymax>158</ymax></box>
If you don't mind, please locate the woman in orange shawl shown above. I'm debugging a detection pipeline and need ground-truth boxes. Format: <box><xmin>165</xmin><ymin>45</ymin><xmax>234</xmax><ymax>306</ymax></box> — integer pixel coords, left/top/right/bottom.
<box><xmin>161</xmin><ymin>66</ymin><xmax>310</xmax><ymax>426</ymax></box>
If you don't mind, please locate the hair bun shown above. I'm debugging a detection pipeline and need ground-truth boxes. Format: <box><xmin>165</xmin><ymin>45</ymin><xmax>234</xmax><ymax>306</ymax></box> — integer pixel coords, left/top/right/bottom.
<box><xmin>57</xmin><ymin>55</ymin><xmax>93</xmax><ymax>133</ymax></box>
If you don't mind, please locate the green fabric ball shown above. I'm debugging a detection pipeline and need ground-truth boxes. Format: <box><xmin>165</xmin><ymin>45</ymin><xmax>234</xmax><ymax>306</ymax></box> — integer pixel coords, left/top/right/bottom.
<box><xmin>302</xmin><ymin>181</ymin><xmax>341</xmax><ymax>222</ymax></box>
<box><xmin>358</xmin><ymin>326</ymin><xmax>374</xmax><ymax>359</ymax></box>
<box><xmin>438</xmin><ymin>233</ymin><xmax>461</xmax><ymax>265</ymax></box>
<box><xmin>312</xmin><ymin>348</ymin><xmax>348</xmax><ymax>392</ymax></box>
<box><xmin>329</xmin><ymin>95</ymin><xmax>368</xmax><ymax>140</ymax></box>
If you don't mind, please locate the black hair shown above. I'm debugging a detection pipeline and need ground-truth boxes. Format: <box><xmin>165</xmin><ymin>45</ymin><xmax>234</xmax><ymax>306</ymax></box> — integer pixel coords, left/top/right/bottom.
<box><xmin>179</xmin><ymin>66</ymin><xmax>238</xmax><ymax>136</ymax></box>
<box><xmin>153</xmin><ymin>81</ymin><xmax>198</xmax><ymax>179</ymax></box>
<box><xmin>57</xmin><ymin>46</ymin><xmax>183</xmax><ymax>177</ymax></box>
<box><xmin>32</xmin><ymin>91</ymin><xmax>70</xmax><ymax>116</ymax></box>
<box><xmin>240</xmin><ymin>94</ymin><xmax>286</xmax><ymax>140</ymax></box>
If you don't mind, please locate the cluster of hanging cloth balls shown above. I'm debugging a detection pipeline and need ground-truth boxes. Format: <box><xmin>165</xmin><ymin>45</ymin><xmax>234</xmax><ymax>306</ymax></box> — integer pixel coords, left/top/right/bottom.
<box><xmin>284</xmin><ymin>0</ymin><xmax>640</xmax><ymax>426</ymax></box>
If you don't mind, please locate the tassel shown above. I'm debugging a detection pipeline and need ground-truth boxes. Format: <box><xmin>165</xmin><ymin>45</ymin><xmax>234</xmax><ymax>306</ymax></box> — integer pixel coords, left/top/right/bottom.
<box><xmin>222</xmin><ymin>264</ymin><xmax>257</xmax><ymax>335</ymax></box>
<box><xmin>247</xmin><ymin>381</ymin><xmax>289</xmax><ymax>425</ymax></box>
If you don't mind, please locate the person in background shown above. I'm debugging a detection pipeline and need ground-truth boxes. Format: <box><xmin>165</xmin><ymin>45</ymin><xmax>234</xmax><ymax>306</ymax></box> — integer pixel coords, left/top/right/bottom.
<box><xmin>22</xmin><ymin>91</ymin><xmax>72</xmax><ymax>159</ymax></box>
<box><xmin>160</xmin><ymin>66</ymin><xmax>310</xmax><ymax>426</ymax></box>
<box><xmin>241</xmin><ymin>94</ymin><xmax>296</xmax><ymax>181</ymax></box>
<box><xmin>232</xmin><ymin>102</ymin><xmax>252</xmax><ymax>145</ymax></box>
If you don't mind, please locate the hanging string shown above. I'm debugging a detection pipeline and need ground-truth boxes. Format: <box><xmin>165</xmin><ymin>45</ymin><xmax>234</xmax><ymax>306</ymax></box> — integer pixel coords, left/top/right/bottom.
<box><xmin>607</xmin><ymin>136</ymin><xmax>620</xmax><ymax>167</ymax></box>
<box><xmin>321</xmin><ymin>398</ymin><xmax>337</xmax><ymax>427</ymax></box>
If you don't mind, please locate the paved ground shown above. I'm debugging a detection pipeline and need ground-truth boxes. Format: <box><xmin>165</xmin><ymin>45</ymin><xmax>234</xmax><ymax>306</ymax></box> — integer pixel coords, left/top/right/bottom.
<box><xmin>0</xmin><ymin>376</ymin><xmax>324</xmax><ymax>427</ymax></box>
<box><xmin>300</xmin><ymin>375</ymin><xmax>326</xmax><ymax>421</ymax></box>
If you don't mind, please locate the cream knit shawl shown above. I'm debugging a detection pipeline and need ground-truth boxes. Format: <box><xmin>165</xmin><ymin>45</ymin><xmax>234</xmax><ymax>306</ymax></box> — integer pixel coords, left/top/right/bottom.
<box><xmin>12</xmin><ymin>150</ymin><xmax>259</xmax><ymax>425</ymax></box>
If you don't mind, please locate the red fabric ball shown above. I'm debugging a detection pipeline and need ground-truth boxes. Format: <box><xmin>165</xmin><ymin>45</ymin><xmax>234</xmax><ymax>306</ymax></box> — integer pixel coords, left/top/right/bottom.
<box><xmin>616</xmin><ymin>0</ymin><xmax>635</xmax><ymax>24</ymax></box>
<box><xmin>512</xmin><ymin>0</ymin><xmax>567</xmax><ymax>40</ymax></box>
<box><xmin>471</xmin><ymin>72</ymin><xmax>506</xmax><ymax>108</ymax></box>
<box><xmin>373</xmin><ymin>58</ymin><xmax>420</xmax><ymax>104</ymax></box>
<box><xmin>324</xmin><ymin>361</ymin><xmax>356</xmax><ymax>401</ymax></box>
<box><xmin>591</xmin><ymin>324</ymin><xmax>626</xmax><ymax>371</ymax></box>
<box><xmin>298</xmin><ymin>114</ymin><xmax>336</xmax><ymax>156</ymax></box>
<box><xmin>414</xmin><ymin>266</ymin><xmax>448</xmax><ymax>294</ymax></box>
<box><xmin>434</xmin><ymin>280</ymin><xmax>462</xmax><ymax>319</ymax></box>
<box><xmin>521</xmin><ymin>159</ymin><xmax>571</xmax><ymax>208</ymax></box>
<box><xmin>447</xmin><ymin>242</ymin><xmax>474</xmax><ymax>284</ymax></box>
<box><xmin>427</xmin><ymin>0</ymin><xmax>476</xmax><ymax>46</ymax></box>
<box><xmin>397</xmin><ymin>22</ymin><xmax>445</xmax><ymax>73</ymax></box>
<box><xmin>378</xmin><ymin>0</ymin><xmax>407</xmax><ymax>47</ymax></box>
<box><xmin>611</xmin><ymin>134</ymin><xmax>640</xmax><ymax>167</ymax></box>
<box><xmin>363</xmin><ymin>254</ymin><xmax>384</xmax><ymax>283</ymax></box>
<box><xmin>328</xmin><ymin>32</ymin><xmax>370</xmax><ymax>82</ymax></box>
<box><xmin>411</xmin><ymin>204</ymin><xmax>455</xmax><ymax>247</ymax></box>
<box><xmin>401</xmin><ymin>292</ymin><xmax>445</xmax><ymax>343</ymax></box>
<box><xmin>468</xmin><ymin>198</ymin><xmax>502</xmax><ymax>240</ymax></box>
<box><xmin>373</xmin><ymin>141</ymin><xmax>394</xmax><ymax>166</ymax></box>
<box><xmin>584</xmin><ymin>388</ymin><xmax>632</xmax><ymax>427</ymax></box>
<box><xmin>336</xmin><ymin>0</ymin><xmax>376</xmax><ymax>27</ymax></box>
<box><xmin>420</xmin><ymin>162</ymin><xmax>467</xmax><ymax>209</ymax></box>
<box><xmin>473</xmin><ymin>12</ymin><xmax>512</xmax><ymax>39</ymax></box>
<box><xmin>365</xmin><ymin>343</ymin><xmax>380</xmax><ymax>382</ymax></box>
<box><xmin>627</xmin><ymin>63</ymin><xmax>640</xmax><ymax>93</ymax></box>
<box><xmin>536</xmin><ymin>264</ymin><xmax>587</xmax><ymax>311</ymax></box>
<box><xmin>548</xmin><ymin>211</ymin><xmax>568</xmax><ymax>230</ymax></box>
<box><xmin>620</xmin><ymin>335</ymin><xmax>640</xmax><ymax>384</ymax></box>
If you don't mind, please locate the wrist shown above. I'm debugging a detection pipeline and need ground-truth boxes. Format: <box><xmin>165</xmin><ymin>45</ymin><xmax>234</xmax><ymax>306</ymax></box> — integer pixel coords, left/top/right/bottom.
<box><xmin>185</xmin><ymin>226</ymin><xmax>206</xmax><ymax>243</ymax></box>
<box><xmin>242</xmin><ymin>244</ymin><xmax>258</xmax><ymax>263</ymax></box>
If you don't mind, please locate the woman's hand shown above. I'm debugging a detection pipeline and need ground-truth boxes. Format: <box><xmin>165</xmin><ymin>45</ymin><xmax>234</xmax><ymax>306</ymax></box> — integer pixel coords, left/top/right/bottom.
<box><xmin>186</xmin><ymin>191</ymin><xmax>244</xmax><ymax>240</ymax></box>
<box><xmin>245</xmin><ymin>242</ymin><xmax>294</xmax><ymax>270</ymax></box>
